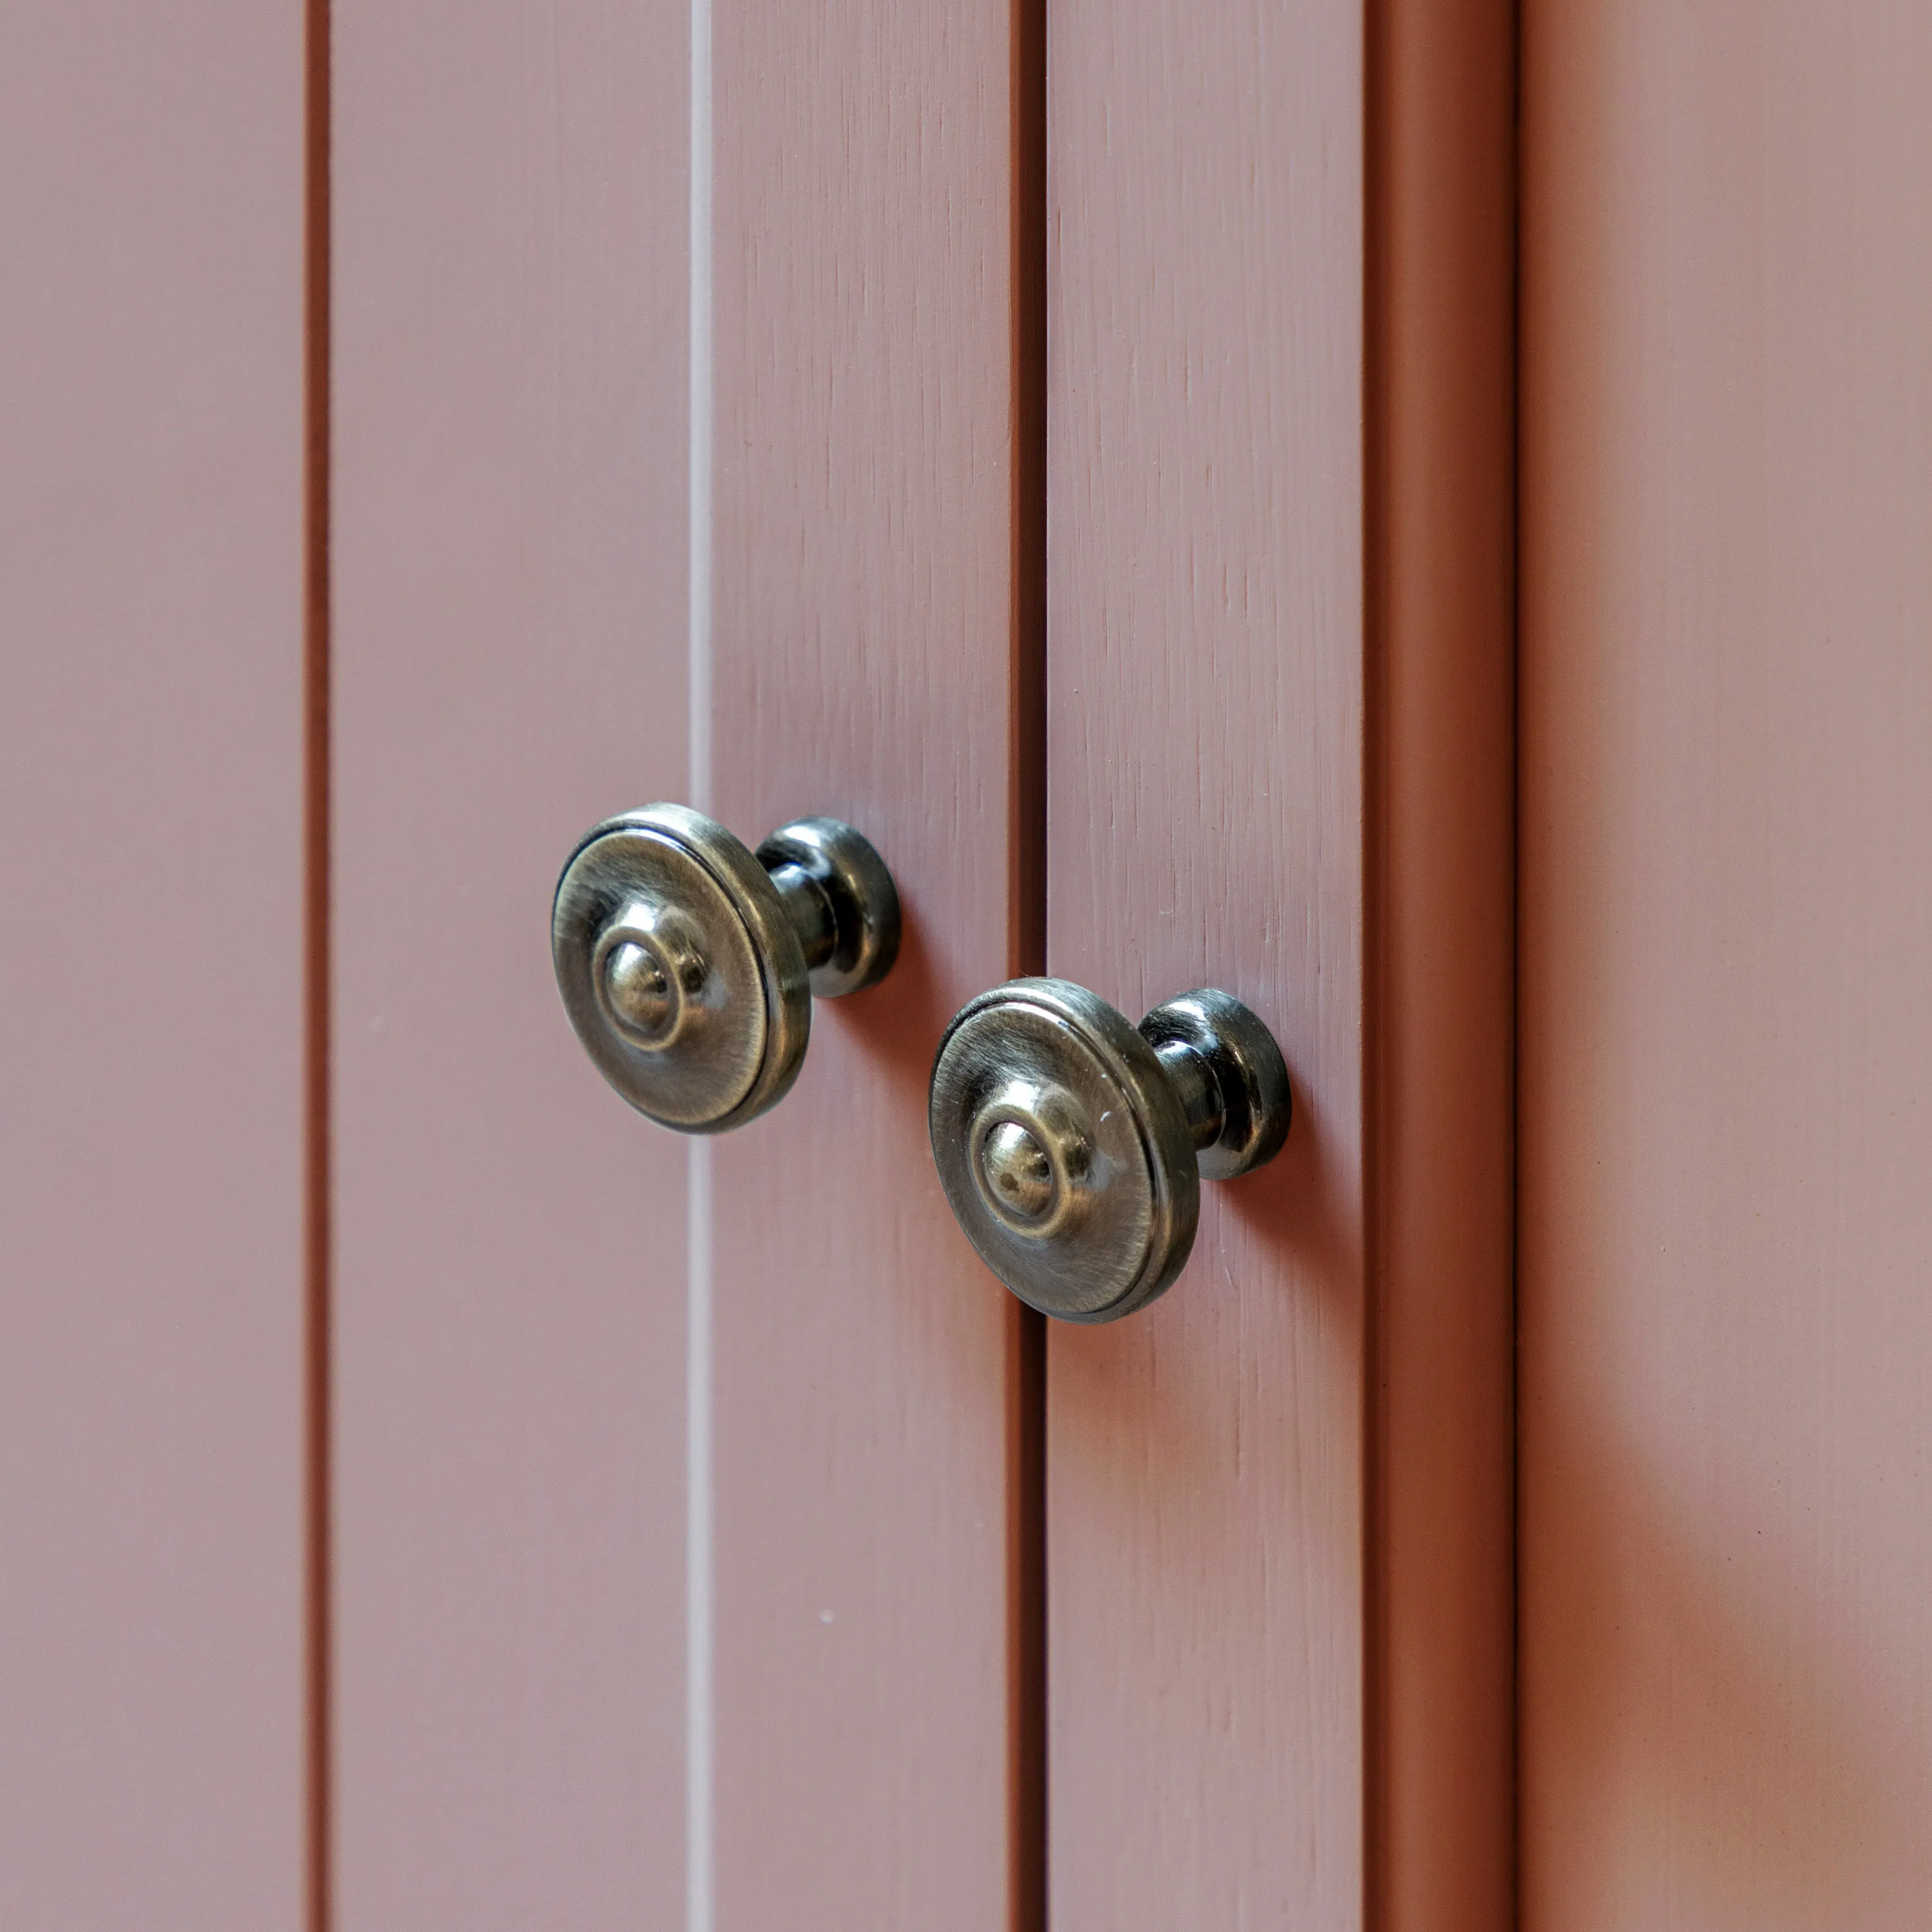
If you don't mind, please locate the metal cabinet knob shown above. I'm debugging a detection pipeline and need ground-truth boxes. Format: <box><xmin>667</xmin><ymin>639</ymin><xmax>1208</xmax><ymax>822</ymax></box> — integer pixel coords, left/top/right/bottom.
<box><xmin>929</xmin><ymin>978</ymin><xmax>1291</xmax><ymax>1322</ymax></box>
<box><xmin>553</xmin><ymin>803</ymin><xmax>899</xmax><ymax>1132</ymax></box>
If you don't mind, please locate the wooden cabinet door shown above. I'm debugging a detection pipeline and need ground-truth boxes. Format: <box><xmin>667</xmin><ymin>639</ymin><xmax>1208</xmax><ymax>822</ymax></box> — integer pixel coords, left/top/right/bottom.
<box><xmin>1520</xmin><ymin>1</ymin><xmax>1932</xmax><ymax>1923</ymax></box>
<box><xmin>328</xmin><ymin>5</ymin><xmax>690</xmax><ymax>1922</ymax></box>
<box><xmin>1</xmin><ymin>5</ymin><xmax>310</xmax><ymax>1924</ymax></box>
<box><xmin>330</xmin><ymin>0</ymin><xmax>1033</xmax><ymax>1926</ymax></box>
<box><xmin>19</xmin><ymin>0</ymin><xmax>1932</xmax><ymax>1926</ymax></box>
<box><xmin>4</xmin><ymin>0</ymin><xmax>1516</xmax><ymax>1926</ymax></box>
<box><xmin>1042</xmin><ymin>0</ymin><xmax>1514</xmax><ymax>1926</ymax></box>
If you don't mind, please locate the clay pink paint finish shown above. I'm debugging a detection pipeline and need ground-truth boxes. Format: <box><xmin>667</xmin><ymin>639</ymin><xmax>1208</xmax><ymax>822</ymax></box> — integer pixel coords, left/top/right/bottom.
<box><xmin>706</xmin><ymin>0</ymin><xmax>1034</xmax><ymax>1920</ymax></box>
<box><xmin>0</xmin><ymin>3</ymin><xmax>307</xmax><ymax>1925</ymax></box>
<box><xmin>330</xmin><ymin>0</ymin><xmax>688</xmax><ymax>1921</ymax></box>
<box><xmin>1045</xmin><ymin>0</ymin><xmax>1367</xmax><ymax>1922</ymax></box>
<box><xmin>1521</xmin><ymin>2</ymin><xmax>1932</xmax><ymax>1924</ymax></box>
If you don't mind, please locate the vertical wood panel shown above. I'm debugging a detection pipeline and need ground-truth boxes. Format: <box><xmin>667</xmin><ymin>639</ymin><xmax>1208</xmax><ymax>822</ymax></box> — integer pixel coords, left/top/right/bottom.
<box><xmin>0</xmin><ymin>3</ymin><xmax>307</xmax><ymax>1924</ymax></box>
<box><xmin>1368</xmin><ymin>0</ymin><xmax>1517</xmax><ymax>1924</ymax></box>
<box><xmin>1522</xmin><ymin>2</ymin><xmax>1932</xmax><ymax>1924</ymax></box>
<box><xmin>330</xmin><ymin>1</ymin><xmax>689</xmax><ymax>1920</ymax></box>
<box><xmin>1045</xmin><ymin>0</ymin><xmax>1367</xmax><ymax>1924</ymax></box>
<box><xmin>708</xmin><ymin>0</ymin><xmax>1030</xmax><ymax>1920</ymax></box>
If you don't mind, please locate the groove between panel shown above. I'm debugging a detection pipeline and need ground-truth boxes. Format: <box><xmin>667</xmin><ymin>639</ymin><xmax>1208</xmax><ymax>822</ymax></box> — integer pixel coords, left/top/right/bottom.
<box><xmin>303</xmin><ymin>0</ymin><xmax>334</xmax><ymax>1924</ymax></box>
<box><xmin>1009</xmin><ymin>0</ymin><xmax>1049</xmax><ymax>1924</ymax></box>
<box><xmin>1364</xmin><ymin>0</ymin><xmax>1519</xmax><ymax>1922</ymax></box>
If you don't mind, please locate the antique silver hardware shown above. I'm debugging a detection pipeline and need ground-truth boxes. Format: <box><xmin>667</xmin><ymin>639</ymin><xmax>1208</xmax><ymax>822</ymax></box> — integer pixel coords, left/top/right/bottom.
<box><xmin>929</xmin><ymin>978</ymin><xmax>1290</xmax><ymax>1322</ymax></box>
<box><xmin>553</xmin><ymin>804</ymin><xmax>900</xmax><ymax>1132</ymax></box>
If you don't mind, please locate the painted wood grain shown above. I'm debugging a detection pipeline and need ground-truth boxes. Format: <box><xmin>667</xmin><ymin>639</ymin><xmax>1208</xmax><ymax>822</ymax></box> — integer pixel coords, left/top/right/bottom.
<box><xmin>0</xmin><ymin>3</ymin><xmax>308</xmax><ymax>1924</ymax></box>
<box><xmin>329</xmin><ymin>1</ymin><xmax>689</xmax><ymax>1920</ymax></box>
<box><xmin>1368</xmin><ymin>0</ymin><xmax>1518</xmax><ymax>1924</ymax></box>
<box><xmin>1520</xmin><ymin>2</ymin><xmax>1932</xmax><ymax>1924</ymax></box>
<box><xmin>1044</xmin><ymin>0</ymin><xmax>1367</xmax><ymax>1923</ymax></box>
<box><xmin>708</xmin><ymin>0</ymin><xmax>1034</xmax><ymax>1920</ymax></box>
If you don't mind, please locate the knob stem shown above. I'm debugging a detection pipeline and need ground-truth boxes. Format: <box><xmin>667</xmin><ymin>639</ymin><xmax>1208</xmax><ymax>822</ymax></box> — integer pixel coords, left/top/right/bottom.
<box><xmin>1138</xmin><ymin>989</ymin><xmax>1293</xmax><ymax>1182</ymax></box>
<box><xmin>1151</xmin><ymin>1037</ymin><xmax>1227</xmax><ymax>1151</ymax></box>
<box><xmin>754</xmin><ymin>817</ymin><xmax>902</xmax><ymax>999</ymax></box>
<box><xmin>764</xmin><ymin>860</ymin><xmax>838</xmax><ymax>971</ymax></box>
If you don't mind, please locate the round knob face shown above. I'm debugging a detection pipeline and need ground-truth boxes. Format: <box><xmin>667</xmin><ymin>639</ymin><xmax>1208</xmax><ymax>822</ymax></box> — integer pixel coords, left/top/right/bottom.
<box><xmin>553</xmin><ymin>804</ymin><xmax>811</xmax><ymax>1132</ymax></box>
<box><xmin>929</xmin><ymin>978</ymin><xmax>1200</xmax><ymax>1323</ymax></box>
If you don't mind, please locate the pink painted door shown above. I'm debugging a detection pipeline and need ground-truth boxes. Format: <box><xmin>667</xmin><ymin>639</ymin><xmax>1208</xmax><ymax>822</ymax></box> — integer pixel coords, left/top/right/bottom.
<box><xmin>1</xmin><ymin>3</ymin><xmax>312</xmax><ymax>1924</ymax></box>
<box><xmin>1519</xmin><ymin>0</ymin><xmax>1932</xmax><ymax>1924</ymax></box>
<box><xmin>16</xmin><ymin>0</ymin><xmax>1932</xmax><ymax>1927</ymax></box>
<box><xmin>3</xmin><ymin>0</ymin><xmax>1509</xmax><ymax>1924</ymax></box>
<box><xmin>323</xmin><ymin>0</ymin><xmax>1511</xmax><ymax>1917</ymax></box>
<box><xmin>330</xmin><ymin>0</ymin><xmax>1034</xmax><ymax>1926</ymax></box>
<box><xmin>1041</xmin><ymin>0</ymin><xmax>1513</xmax><ymax>1923</ymax></box>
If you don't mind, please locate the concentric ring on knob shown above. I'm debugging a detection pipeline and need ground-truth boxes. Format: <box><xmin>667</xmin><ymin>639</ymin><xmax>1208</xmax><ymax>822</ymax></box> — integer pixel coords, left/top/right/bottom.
<box><xmin>553</xmin><ymin>804</ymin><xmax>811</xmax><ymax>1132</ymax></box>
<box><xmin>929</xmin><ymin>978</ymin><xmax>1199</xmax><ymax>1323</ymax></box>
<box><xmin>978</xmin><ymin>1119</ymin><xmax>1057</xmax><ymax>1222</ymax></box>
<box><xmin>966</xmin><ymin>1078</ymin><xmax>1097</xmax><ymax>1244</ymax></box>
<box><xmin>591</xmin><ymin>902</ymin><xmax>708</xmax><ymax>1050</ymax></box>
